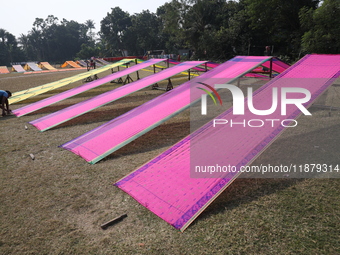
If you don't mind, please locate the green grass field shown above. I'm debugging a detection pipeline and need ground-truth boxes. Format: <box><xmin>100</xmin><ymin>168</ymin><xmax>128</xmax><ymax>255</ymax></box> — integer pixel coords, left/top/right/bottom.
<box><xmin>0</xmin><ymin>66</ymin><xmax>339</xmax><ymax>254</ymax></box>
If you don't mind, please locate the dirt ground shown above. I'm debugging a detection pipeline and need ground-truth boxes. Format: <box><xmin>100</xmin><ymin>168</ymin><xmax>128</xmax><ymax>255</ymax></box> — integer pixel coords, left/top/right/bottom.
<box><xmin>0</xmin><ymin>65</ymin><xmax>339</xmax><ymax>254</ymax></box>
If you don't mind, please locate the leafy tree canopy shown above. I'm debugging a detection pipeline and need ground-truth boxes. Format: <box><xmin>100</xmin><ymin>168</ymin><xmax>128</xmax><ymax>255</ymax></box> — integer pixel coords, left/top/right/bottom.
<box><xmin>0</xmin><ymin>0</ymin><xmax>338</xmax><ymax>65</ymax></box>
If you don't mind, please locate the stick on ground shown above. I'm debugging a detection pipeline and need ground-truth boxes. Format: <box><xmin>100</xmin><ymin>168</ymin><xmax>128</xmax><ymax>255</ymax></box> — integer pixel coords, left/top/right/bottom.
<box><xmin>101</xmin><ymin>214</ymin><xmax>127</xmax><ymax>230</ymax></box>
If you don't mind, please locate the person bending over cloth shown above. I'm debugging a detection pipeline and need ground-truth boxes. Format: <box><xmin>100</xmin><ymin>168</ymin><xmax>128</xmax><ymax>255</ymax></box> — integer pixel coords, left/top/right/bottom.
<box><xmin>0</xmin><ymin>90</ymin><xmax>12</xmax><ymax>116</ymax></box>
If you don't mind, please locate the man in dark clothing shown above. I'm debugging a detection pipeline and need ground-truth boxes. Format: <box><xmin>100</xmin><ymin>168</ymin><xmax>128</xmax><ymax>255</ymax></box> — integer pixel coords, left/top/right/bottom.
<box><xmin>0</xmin><ymin>90</ymin><xmax>12</xmax><ymax>116</ymax></box>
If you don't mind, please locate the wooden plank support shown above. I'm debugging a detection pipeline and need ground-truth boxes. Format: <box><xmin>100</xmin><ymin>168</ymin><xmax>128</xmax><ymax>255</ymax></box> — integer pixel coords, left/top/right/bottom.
<box><xmin>152</xmin><ymin>79</ymin><xmax>173</xmax><ymax>91</ymax></box>
<box><xmin>269</xmin><ymin>58</ymin><xmax>273</xmax><ymax>79</ymax></box>
<box><xmin>166</xmin><ymin>78</ymin><xmax>173</xmax><ymax>91</ymax></box>
<box><xmin>123</xmin><ymin>74</ymin><xmax>134</xmax><ymax>85</ymax></box>
<box><xmin>111</xmin><ymin>66</ymin><xmax>121</xmax><ymax>82</ymax></box>
<box><xmin>152</xmin><ymin>83</ymin><xmax>159</xmax><ymax>90</ymax></box>
<box><xmin>84</xmin><ymin>76</ymin><xmax>93</xmax><ymax>82</ymax></box>
<box><xmin>101</xmin><ymin>214</ymin><xmax>128</xmax><ymax>230</ymax></box>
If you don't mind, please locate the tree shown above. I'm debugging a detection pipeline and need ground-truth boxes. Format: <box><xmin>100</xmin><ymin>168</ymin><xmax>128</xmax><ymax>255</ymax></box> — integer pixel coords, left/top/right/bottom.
<box><xmin>85</xmin><ymin>19</ymin><xmax>96</xmax><ymax>40</ymax></box>
<box><xmin>245</xmin><ymin>0</ymin><xmax>320</xmax><ymax>57</ymax></box>
<box><xmin>23</xmin><ymin>16</ymin><xmax>91</xmax><ymax>62</ymax></box>
<box><xmin>76</xmin><ymin>43</ymin><xmax>101</xmax><ymax>59</ymax></box>
<box><xmin>0</xmin><ymin>29</ymin><xmax>25</xmax><ymax>65</ymax></box>
<box><xmin>18</xmin><ymin>34</ymin><xmax>29</xmax><ymax>57</ymax></box>
<box><xmin>300</xmin><ymin>0</ymin><xmax>340</xmax><ymax>53</ymax></box>
<box><xmin>157</xmin><ymin>0</ymin><xmax>189</xmax><ymax>53</ymax></box>
<box><xmin>180</xmin><ymin>0</ymin><xmax>247</xmax><ymax>59</ymax></box>
<box><xmin>126</xmin><ymin>10</ymin><xmax>164</xmax><ymax>55</ymax></box>
<box><xmin>100</xmin><ymin>7</ymin><xmax>131</xmax><ymax>56</ymax></box>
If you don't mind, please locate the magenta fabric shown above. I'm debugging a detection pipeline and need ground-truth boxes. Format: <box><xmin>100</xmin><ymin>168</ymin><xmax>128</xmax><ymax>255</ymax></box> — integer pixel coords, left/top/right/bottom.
<box><xmin>115</xmin><ymin>54</ymin><xmax>340</xmax><ymax>231</ymax></box>
<box><xmin>169</xmin><ymin>59</ymin><xmax>221</xmax><ymax>71</ymax></box>
<box><xmin>13</xmin><ymin>59</ymin><xmax>166</xmax><ymax>117</ymax></box>
<box><xmin>30</xmin><ymin>61</ymin><xmax>206</xmax><ymax>131</ymax></box>
<box><xmin>60</xmin><ymin>56</ymin><xmax>272</xmax><ymax>164</ymax></box>
<box><xmin>170</xmin><ymin>58</ymin><xmax>288</xmax><ymax>74</ymax></box>
<box><xmin>206</xmin><ymin>62</ymin><xmax>220</xmax><ymax>68</ymax></box>
<box><xmin>168</xmin><ymin>59</ymin><xmax>208</xmax><ymax>72</ymax></box>
<box><xmin>262</xmin><ymin>57</ymin><xmax>290</xmax><ymax>73</ymax></box>
<box><xmin>248</xmin><ymin>57</ymin><xmax>290</xmax><ymax>75</ymax></box>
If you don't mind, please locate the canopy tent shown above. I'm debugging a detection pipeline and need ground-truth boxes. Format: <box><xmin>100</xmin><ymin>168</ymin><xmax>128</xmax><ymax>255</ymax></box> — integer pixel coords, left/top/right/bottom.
<box><xmin>11</xmin><ymin>65</ymin><xmax>26</xmax><ymax>73</ymax></box>
<box><xmin>76</xmin><ymin>60</ymin><xmax>88</xmax><ymax>67</ymax></box>
<box><xmin>24</xmin><ymin>62</ymin><xmax>43</xmax><ymax>71</ymax></box>
<box><xmin>38</xmin><ymin>62</ymin><xmax>56</xmax><ymax>70</ymax></box>
<box><xmin>61</xmin><ymin>61</ymin><xmax>82</xmax><ymax>68</ymax></box>
<box><xmin>0</xmin><ymin>66</ymin><xmax>10</xmax><ymax>74</ymax></box>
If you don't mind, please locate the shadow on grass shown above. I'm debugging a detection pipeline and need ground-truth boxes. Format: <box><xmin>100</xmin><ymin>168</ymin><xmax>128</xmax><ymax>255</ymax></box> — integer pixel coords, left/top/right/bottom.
<box><xmin>47</xmin><ymin>105</ymin><xmax>140</xmax><ymax>130</ymax></box>
<box><xmin>104</xmin><ymin>120</ymin><xmax>191</xmax><ymax>160</ymax></box>
<box><xmin>107</xmin><ymin>110</ymin><xmax>340</xmax><ymax>163</ymax></box>
<box><xmin>32</xmin><ymin>103</ymin><xmax>76</xmax><ymax>115</ymax></box>
<box><xmin>0</xmin><ymin>114</ymin><xmax>17</xmax><ymax>121</ymax></box>
<box><xmin>193</xmin><ymin>178</ymin><xmax>304</xmax><ymax>227</ymax></box>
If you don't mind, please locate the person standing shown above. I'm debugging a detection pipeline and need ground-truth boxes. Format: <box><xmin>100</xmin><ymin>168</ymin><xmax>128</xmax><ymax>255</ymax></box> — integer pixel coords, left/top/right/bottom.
<box><xmin>264</xmin><ymin>46</ymin><xmax>271</xmax><ymax>56</ymax></box>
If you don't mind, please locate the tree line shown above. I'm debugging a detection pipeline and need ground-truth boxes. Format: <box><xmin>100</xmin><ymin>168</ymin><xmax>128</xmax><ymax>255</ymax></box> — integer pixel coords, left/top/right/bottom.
<box><xmin>0</xmin><ymin>0</ymin><xmax>339</xmax><ymax>66</ymax></box>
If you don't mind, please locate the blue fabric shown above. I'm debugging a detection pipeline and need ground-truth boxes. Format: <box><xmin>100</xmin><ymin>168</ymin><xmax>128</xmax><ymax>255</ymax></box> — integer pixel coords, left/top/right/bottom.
<box><xmin>0</xmin><ymin>90</ymin><xmax>9</xmax><ymax>98</ymax></box>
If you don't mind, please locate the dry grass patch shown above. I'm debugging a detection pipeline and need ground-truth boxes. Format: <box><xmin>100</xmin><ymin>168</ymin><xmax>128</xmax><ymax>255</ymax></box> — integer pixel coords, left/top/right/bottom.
<box><xmin>0</xmin><ymin>69</ymin><xmax>339</xmax><ymax>254</ymax></box>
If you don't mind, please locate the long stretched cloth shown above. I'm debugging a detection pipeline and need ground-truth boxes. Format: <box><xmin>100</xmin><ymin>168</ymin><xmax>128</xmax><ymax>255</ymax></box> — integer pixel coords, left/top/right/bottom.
<box><xmin>30</xmin><ymin>61</ymin><xmax>206</xmax><ymax>131</ymax></box>
<box><xmin>170</xmin><ymin>58</ymin><xmax>289</xmax><ymax>74</ymax></box>
<box><xmin>9</xmin><ymin>59</ymin><xmax>134</xmax><ymax>104</ymax></box>
<box><xmin>168</xmin><ymin>59</ymin><xmax>207</xmax><ymax>72</ymax></box>
<box><xmin>263</xmin><ymin>57</ymin><xmax>290</xmax><ymax>73</ymax></box>
<box><xmin>11</xmin><ymin>59</ymin><xmax>133</xmax><ymax>98</ymax></box>
<box><xmin>251</xmin><ymin>57</ymin><xmax>290</xmax><ymax>74</ymax></box>
<box><xmin>136</xmin><ymin>59</ymin><xmax>169</xmax><ymax>72</ymax></box>
<box><xmin>115</xmin><ymin>54</ymin><xmax>340</xmax><ymax>231</ymax></box>
<box><xmin>60</xmin><ymin>56</ymin><xmax>272</xmax><ymax>164</ymax></box>
<box><xmin>97</xmin><ymin>59</ymin><xmax>111</xmax><ymax>65</ymax></box>
<box><xmin>12</xmin><ymin>59</ymin><xmax>166</xmax><ymax>117</ymax></box>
